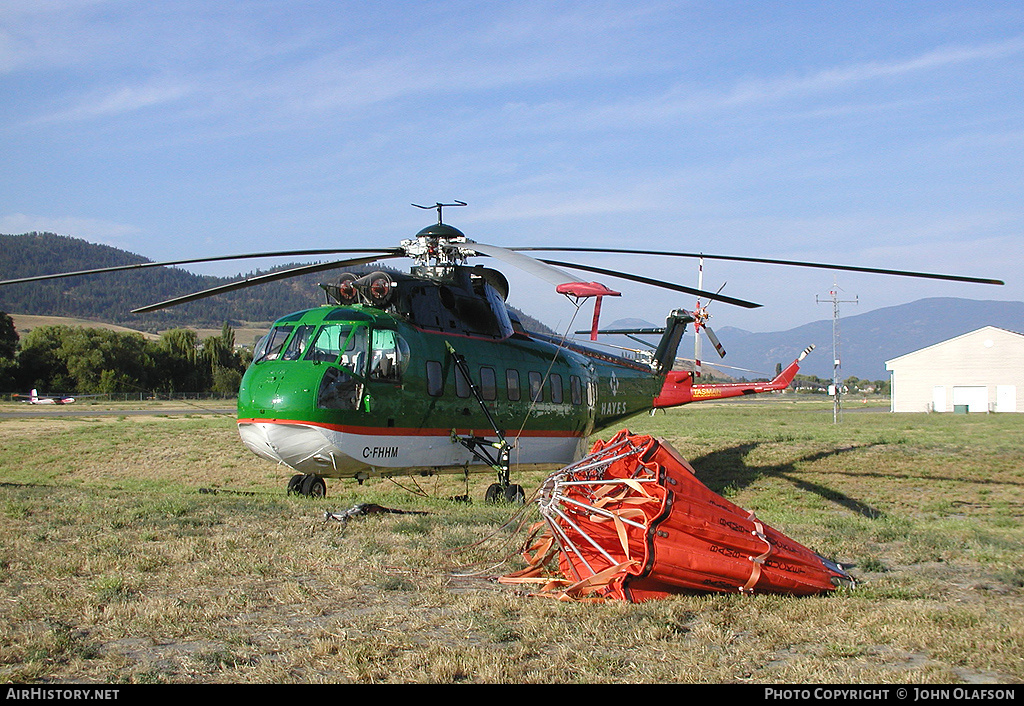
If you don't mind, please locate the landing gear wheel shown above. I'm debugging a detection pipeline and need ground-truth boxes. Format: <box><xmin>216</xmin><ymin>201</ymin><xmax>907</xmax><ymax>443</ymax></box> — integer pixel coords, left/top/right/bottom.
<box><xmin>286</xmin><ymin>474</ymin><xmax>304</xmax><ymax>496</ymax></box>
<box><xmin>485</xmin><ymin>483</ymin><xmax>525</xmax><ymax>504</ymax></box>
<box><xmin>299</xmin><ymin>474</ymin><xmax>327</xmax><ymax>498</ymax></box>
<box><xmin>485</xmin><ymin>483</ymin><xmax>504</xmax><ymax>504</ymax></box>
<box><xmin>503</xmin><ymin>484</ymin><xmax>525</xmax><ymax>504</ymax></box>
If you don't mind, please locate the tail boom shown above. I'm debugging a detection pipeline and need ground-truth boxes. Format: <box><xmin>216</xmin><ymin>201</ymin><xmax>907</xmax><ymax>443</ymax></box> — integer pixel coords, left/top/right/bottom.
<box><xmin>653</xmin><ymin>345</ymin><xmax>814</xmax><ymax>408</ymax></box>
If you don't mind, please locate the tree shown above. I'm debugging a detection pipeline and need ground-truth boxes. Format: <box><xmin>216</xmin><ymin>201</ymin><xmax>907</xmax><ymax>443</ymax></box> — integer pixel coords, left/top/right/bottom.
<box><xmin>15</xmin><ymin>325</ymin><xmax>75</xmax><ymax>392</ymax></box>
<box><xmin>0</xmin><ymin>311</ymin><xmax>18</xmax><ymax>391</ymax></box>
<box><xmin>13</xmin><ymin>325</ymin><xmax>153</xmax><ymax>394</ymax></box>
<box><xmin>152</xmin><ymin>328</ymin><xmax>208</xmax><ymax>393</ymax></box>
<box><xmin>205</xmin><ymin>323</ymin><xmax>247</xmax><ymax>398</ymax></box>
<box><xmin>220</xmin><ymin>322</ymin><xmax>235</xmax><ymax>349</ymax></box>
<box><xmin>57</xmin><ymin>327</ymin><xmax>152</xmax><ymax>393</ymax></box>
<box><xmin>9</xmin><ymin>321</ymin><xmax>250</xmax><ymax>397</ymax></box>
<box><xmin>0</xmin><ymin>311</ymin><xmax>17</xmax><ymax>360</ymax></box>
<box><xmin>211</xmin><ymin>366</ymin><xmax>242</xmax><ymax>398</ymax></box>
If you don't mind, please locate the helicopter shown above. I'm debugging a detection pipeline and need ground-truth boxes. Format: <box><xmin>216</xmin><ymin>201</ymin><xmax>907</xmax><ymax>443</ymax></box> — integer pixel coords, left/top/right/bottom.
<box><xmin>0</xmin><ymin>202</ymin><xmax>1004</xmax><ymax>502</ymax></box>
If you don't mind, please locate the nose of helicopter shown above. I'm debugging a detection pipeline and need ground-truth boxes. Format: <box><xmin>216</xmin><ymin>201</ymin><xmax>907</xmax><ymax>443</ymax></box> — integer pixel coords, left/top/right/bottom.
<box><xmin>237</xmin><ymin>363</ymin><xmax>309</xmax><ymax>416</ymax></box>
<box><xmin>236</xmin><ymin>420</ymin><xmax>346</xmax><ymax>474</ymax></box>
<box><xmin>235</xmin><ymin>363</ymin><xmax>365</xmax><ymax>477</ymax></box>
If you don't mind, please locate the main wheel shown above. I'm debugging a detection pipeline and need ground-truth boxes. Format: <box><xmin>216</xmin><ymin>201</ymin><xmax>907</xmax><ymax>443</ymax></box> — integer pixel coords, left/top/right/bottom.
<box><xmin>503</xmin><ymin>484</ymin><xmax>525</xmax><ymax>504</ymax></box>
<box><xmin>286</xmin><ymin>474</ymin><xmax>304</xmax><ymax>496</ymax></box>
<box><xmin>300</xmin><ymin>474</ymin><xmax>327</xmax><ymax>498</ymax></box>
<box><xmin>485</xmin><ymin>483</ymin><xmax>504</xmax><ymax>504</ymax></box>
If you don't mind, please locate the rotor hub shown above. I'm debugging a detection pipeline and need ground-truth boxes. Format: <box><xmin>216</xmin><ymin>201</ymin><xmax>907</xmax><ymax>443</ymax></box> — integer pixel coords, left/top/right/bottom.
<box><xmin>401</xmin><ymin>223</ymin><xmax>474</xmax><ymax>269</ymax></box>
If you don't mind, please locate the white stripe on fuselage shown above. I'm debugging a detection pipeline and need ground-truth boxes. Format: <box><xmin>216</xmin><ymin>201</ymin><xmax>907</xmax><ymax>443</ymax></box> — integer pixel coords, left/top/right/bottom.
<box><xmin>237</xmin><ymin>420</ymin><xmax>586</xmax><ymax>478</ymax></box>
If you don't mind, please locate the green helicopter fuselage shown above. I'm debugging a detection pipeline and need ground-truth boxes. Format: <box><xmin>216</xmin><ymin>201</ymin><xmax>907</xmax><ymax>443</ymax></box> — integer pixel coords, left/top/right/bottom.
<box><xmin>236</xmin><ymin>297</ymin><xmax>670</xmax><ymax>481</ymax></box>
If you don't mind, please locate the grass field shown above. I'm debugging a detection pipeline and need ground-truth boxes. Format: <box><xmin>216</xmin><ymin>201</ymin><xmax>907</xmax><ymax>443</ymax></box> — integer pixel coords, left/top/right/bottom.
<box><xmin>1</xmin><ymin>398</ymin><xmax>1022</xmax><ymax>684</ymax></box>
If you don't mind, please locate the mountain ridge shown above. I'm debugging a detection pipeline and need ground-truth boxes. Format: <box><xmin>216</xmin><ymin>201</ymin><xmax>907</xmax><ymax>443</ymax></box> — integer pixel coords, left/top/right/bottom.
<box><xmin>0</xmin><ymin>231</ymin><xmax>553</xmax><ymax>335</ymax></box>
<box><xmin>608</xmin><ymin>297</ymin><xmax>1024</xmax><ymax>380</ymax></box>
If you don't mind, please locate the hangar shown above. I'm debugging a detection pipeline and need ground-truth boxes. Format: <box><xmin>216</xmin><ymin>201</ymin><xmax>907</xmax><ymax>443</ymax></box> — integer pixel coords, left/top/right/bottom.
<box><xmin>885</xmin><ymin>326</ymin><xmax>1024</xmax><ymax>413</ymax></box>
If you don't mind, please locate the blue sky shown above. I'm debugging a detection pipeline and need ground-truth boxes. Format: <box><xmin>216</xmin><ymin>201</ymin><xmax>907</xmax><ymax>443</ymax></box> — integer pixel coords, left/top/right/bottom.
<box><xmin>2</xmin><ymin>0</ymin><xmax>1021</xmax><ymax>336</ymax></box>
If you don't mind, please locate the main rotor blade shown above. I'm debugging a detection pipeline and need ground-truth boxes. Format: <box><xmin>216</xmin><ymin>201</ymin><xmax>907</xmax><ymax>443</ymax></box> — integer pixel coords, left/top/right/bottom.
<box><xmin>0</xmin><ymin>247</ymin><xmax>403</xmax><ymax>287</ymax></box>
<box><xmin>538</xmin><ymin>259</ymin><xmax>762</xmax><ymax>309</ymax></box>
<box><xmin>512</xmin><ymin>247</ymin><xmax>1004</xmax><ymax>286</ymax></box>
<box><xmin>465</xmin><ymin>241</ymin><xmax>580</xmax><ymax>287</ymax></box>
<box><xmin>130</xmin><ymin>254</ymin><xmax>402</xmax><ymax>313</ymax></box>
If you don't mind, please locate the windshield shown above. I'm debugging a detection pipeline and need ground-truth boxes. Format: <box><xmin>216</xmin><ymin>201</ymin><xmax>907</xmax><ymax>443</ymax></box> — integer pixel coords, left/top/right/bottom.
<box><xmin>252</xmin><ymin>325</ymin><xmax>293</xmax><ymax>363</ymax></box>
<box><xmin>281</xmin><ymin>325</ymin><xmax>315</xmax><ymax>360</ymax></box>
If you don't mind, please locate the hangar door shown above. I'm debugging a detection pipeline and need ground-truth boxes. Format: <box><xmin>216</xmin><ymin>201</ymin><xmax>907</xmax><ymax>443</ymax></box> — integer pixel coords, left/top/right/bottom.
<box><xmin>952</xmin><ymin>386</ymin><xmax>988</xmax><ymax>413</ymax></box>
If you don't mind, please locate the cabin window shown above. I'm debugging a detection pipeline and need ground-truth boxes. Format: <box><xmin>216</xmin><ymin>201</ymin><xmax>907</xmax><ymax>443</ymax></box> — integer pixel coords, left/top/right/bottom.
<box><xmin>426</xmin><ymin>360</ymin><xmax>444</xmax><ymax>397</ymax></box>
<box><xmin>455</xmin><ymin>365</ymin><xmax>470</xmax><ymax>398</ymax></box>
<box><xmin>506</xmin><ymin>369</ymin><xmax>521</xmax><ymax>401</ymax></box>
<box><xmin>281</xmin><ymin>325</ymin><xmax>315</xmax><ymax>361</ymax></box>
<box><xmin>480</xmin><ymin>367</ymin><xmax>497</xmax><ymax>401</ymax></box>
<box><xmin>369</xmin><ymin>328</ymin><xmax>409</xmax><ymax>382</ymax></box>
<box><xmin>305</xmin><ymin>324</ymin><xmax>367</xmax><ymax>376</ymax></box>
<box><xmin>570</xmin><ymin>375</ymin><xmax>583</xmax><ymax>405</ymax></box>
<box><xmin>254</xmin><ymin>325</ymin><xmax>293</xmax><ymax>363</ymax></box>
<box><xmin>550</xmin><ymin>374</ymin><xmax>563</xmax><ymax>404</ymax></box>
<box><xmin>529</xmin><ymin>371</ymin><xmax>543</xmax><ymax>403</ymax></box>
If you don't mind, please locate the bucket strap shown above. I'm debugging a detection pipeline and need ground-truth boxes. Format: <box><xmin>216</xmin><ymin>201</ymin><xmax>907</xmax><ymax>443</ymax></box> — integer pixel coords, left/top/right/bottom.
<box><xmin>741</xmin><ymin>515</ymin><xmax>772</xmax><ymax>593</ymax></box>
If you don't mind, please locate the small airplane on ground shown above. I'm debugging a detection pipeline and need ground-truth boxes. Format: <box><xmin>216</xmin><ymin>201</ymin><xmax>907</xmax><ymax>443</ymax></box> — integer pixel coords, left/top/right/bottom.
<box><xmin>14</xmin><ymin>389</ymin><xmax>76</xmax><ymax>405</ymax></box>
<box><xmin>0</xmin><ymin>202</ymin><xmax>1004</xmax><ymax>501</ymax></box>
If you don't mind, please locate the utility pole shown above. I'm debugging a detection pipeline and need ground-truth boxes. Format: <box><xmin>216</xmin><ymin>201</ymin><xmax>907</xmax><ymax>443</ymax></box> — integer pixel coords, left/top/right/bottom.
<box><xmin>816</xmin><ymin>279</ymin><xmax>857</xmax><ymax>423</ymax></box>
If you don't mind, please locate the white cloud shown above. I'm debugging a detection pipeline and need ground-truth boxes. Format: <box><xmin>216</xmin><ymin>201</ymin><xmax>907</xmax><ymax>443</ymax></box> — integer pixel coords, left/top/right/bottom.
<box><xmin>35</xmin><ymin>80</ymin><xmax>195</xmax><ymax>124</ymax></box>
<box><xmin>565</xmin><ymin>35</ymin><xmax>1024</xmax><ymax>131</ymax></box>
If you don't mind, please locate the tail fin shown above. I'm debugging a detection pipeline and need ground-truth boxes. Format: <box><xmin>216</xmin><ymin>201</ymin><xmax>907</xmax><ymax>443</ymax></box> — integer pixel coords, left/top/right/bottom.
<box><xmin>653</xmin><ymin>310</ymin><xmax>695</xmax><ymax>375</ymax></box>
<box><xmin>771</xmin><ymin>345</ymin><xmax>815</xmax><ymax>389</ymax></box>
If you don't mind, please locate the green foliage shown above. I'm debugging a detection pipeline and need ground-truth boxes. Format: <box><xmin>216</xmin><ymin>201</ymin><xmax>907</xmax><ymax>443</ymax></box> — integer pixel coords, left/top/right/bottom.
<box><xmin>0</xmin><ymin>311</ymin><xmax>18</xmax><ymax>390</ymax></box>
<box><xmin>58</xmin><ymin>327</ymin><xmax>152</xmax><ymax>393</ymax></box>
<box><xmin>8</xmin><ymin>322</ymin><xmax>249</xmax><ymax>396</ymax></box>
<box><xmin>0</xmin><ymin>311</ymin><xmax>17</xmax><ymax>359</ymax></box>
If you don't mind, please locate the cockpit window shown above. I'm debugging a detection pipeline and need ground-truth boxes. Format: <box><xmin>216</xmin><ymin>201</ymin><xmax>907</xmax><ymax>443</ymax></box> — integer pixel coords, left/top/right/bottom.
<box><xmin>253</xmin><ymin>325</ymin><xmax>293</xmax><ymax>363</ymax></box>
<box><xmin>304</xmin><ymin>324</ymin><xmax>367</xmax><ymax>376</ymax></box>
<box><xmin>281</xmin><ymin>325</ymin><xmax>315</xmax><ymax>361</ymax></box>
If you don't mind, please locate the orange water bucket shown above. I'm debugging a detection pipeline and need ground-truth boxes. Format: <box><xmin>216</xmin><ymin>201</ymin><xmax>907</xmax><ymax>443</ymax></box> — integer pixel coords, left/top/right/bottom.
<box><xmin>501</xmin><ymin>430</ymin><xmax>853</xmax><ymax>602</ymax></box>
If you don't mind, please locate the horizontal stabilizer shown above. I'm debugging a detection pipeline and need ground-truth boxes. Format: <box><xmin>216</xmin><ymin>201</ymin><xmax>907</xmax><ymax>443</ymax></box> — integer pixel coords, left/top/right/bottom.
<box><xmin>575</xmin><ymin>327</ymin><xmax>666</xmax><ymax>336</ymax></box>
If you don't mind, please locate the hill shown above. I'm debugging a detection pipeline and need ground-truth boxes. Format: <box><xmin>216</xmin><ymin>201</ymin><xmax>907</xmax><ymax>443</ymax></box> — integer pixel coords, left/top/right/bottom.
<box><xmin>702</xmin><ymin>298</ymin><xmax>1024</xmax><ymax>381</ymax></box>
<box><xmin>601</xmin><ymin>298</ymin><xmax>1024</xmax><ymax>381</ymax></box>
<box><xmin>9</xmin><ymin>314</ymin><xmax>162</xmax><ymax>341</ymax></box>
<box><xmin>5</xmin><ymin>234</ymin><xmax>1015</xmax><ymax>376</ymax></box>
<box><xmin>0</xmin><ymin>231</ymin><xmax>553</xmax><ymax>336</ymax></box>
<box><xmin>0</xmin><ymin>232</ymin><xmax>327</xmax><ymax>330</ymax></box>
